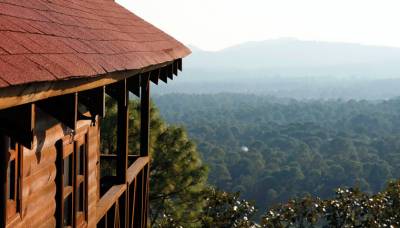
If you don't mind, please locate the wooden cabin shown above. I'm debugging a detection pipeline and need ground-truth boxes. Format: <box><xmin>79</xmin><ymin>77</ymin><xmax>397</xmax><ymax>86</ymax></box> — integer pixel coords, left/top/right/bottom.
<box><xmin>0</xmin><ymin>1</ymin><xmax>190</xmax><ymax>227</ymax></box>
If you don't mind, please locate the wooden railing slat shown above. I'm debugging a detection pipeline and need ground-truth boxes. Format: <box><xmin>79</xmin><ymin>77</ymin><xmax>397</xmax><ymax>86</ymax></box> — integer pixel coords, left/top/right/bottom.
<box><xmin>96</xmin><ymin>184</ymin><xmax>126</xmax><ymax>224</ymax></box>
<box><xmin>127</xmin><ymin>157</ymin><xmax>149</xmax><ymax>184</ymax></box>
<box><xmin>96</xmin><ymin>156</ymin><xmax>149</xmax><ymax>226</ymax></box>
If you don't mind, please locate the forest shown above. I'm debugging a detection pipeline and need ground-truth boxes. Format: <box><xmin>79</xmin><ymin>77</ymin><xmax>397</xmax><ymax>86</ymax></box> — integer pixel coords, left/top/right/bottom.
<box><xmin>101</xmin><ymin>94</ymin><xmax>400</xmax><ymax>226</ymax></box>
<box><xmin>154</xmin><ymin>94</ymin><xmax>400</xmax><ymax>217</ymax></box>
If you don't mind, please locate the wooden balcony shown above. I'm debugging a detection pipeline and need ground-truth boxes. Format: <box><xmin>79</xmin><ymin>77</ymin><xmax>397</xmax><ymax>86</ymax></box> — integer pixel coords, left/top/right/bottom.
<box><xmin>97</xmin><ymin>155</ymin><xmax>149</xmax><ymax>228</ymax></box>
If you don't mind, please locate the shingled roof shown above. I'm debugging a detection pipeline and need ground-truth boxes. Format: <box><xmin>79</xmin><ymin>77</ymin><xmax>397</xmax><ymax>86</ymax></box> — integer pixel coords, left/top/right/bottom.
<box><xmin>0</xmin><ymin>0</ymin><xmax>190</xmax><ymax>88</ymax></box>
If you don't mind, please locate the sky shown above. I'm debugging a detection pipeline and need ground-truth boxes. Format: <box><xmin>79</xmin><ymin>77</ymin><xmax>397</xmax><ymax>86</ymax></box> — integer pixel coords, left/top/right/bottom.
<box><xmin>117</xmin><ymin>0</ymin><xmax>400</xmax><ymax>51</ymax></box>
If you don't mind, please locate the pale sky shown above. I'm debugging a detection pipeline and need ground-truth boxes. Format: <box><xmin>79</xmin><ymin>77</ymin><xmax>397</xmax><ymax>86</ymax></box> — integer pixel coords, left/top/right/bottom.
<box><xmin>117</xmin><ymin>0</ymin><xmax>400</xmax><ymax>51</ymax></box>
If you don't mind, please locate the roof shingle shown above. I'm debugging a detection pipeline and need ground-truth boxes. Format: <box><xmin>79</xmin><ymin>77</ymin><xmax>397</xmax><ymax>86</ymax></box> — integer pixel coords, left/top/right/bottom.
<box><xmin>0</xmin><ymin>0</ymin><xmax>190</xmax><ymax>88</ymax></box>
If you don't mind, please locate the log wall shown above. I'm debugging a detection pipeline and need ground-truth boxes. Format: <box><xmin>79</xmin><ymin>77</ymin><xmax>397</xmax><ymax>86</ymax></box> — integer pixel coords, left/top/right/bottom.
<box><xmin>6</xmin><ymin>108</ymin><xmax>100</xmax><ymax>228</ymax></box>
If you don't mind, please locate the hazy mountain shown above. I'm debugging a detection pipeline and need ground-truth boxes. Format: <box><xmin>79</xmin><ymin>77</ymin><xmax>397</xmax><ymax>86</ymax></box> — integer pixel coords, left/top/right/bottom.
<box><xmin>184</xmin><ymin>38</ymin><xmax>400</xmax><ymax>78</ymax></box>
<box><xmin>155</xmin><ymin>39</ymin><xmax>400</xmax><ymax>99</ymax></box>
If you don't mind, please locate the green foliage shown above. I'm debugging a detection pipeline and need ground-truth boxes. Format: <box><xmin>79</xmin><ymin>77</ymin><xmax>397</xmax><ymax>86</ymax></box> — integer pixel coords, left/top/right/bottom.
<box><xmin>150</xmin><ymin>126</ymin><xmax>208</xmax><ymax>227</ymax></box>
<box><xmin>100</xmin><ymin>97</ymin><xmax>257</xmax><ymax>227</ymax></box>
<box><xmin>155</xmin><ymin>94</ymin><xmax>400</xmax><ymax>216</ymax></box>
<box><xmin>262</xmin><ymin>180</ymin><xmax>400</xmax><ymax>227</ymax></box>
<box><xmin>155</xmin><ymin>187</ymin><xmax>257</xmax><ymax>228</ymax></box>
<box><xmin>200</xmin><ymin>187</ymin><xmax>257</xmax><ymax>228</ymax></box>
<box><xmin>100</xmin><ymin>97</ymin><xmax>208</xmax><ymax>227</ymax></box>
<box><xmin>101</xmin><ymin>94</ymin><xmax>400</xmax><ymax>226</ymax></box>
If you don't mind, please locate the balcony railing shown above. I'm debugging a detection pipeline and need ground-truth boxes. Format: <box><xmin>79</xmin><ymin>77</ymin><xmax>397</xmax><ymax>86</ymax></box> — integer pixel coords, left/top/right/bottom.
<box><xmin>97</xmin><ymin>155</ymin><xmax>150</xmax><ymax>228</ymax></box>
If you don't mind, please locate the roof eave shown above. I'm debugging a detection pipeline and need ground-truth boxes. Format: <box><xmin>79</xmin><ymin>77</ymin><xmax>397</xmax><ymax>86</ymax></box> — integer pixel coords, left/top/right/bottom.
<box><xmin>0</xmin><ymin>60</ymin><xmax>178</xmax><ymax>110</ymax></box>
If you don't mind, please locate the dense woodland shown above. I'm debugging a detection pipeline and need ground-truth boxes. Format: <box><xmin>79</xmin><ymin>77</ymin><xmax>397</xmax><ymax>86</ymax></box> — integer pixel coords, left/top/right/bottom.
<box><xmin>154</xmin><ymin>94</ymin><xmax>400</xmax><ymax>216</ymax></box>
<box><xmin>101</xmin><ymin>97</ymin><xmax>259</xmax><ymax>227</ymax></box>
<box><xmin>101</xmin><ymin>94</ymin><xmax>400</xmax><ymax>226</ymax></box>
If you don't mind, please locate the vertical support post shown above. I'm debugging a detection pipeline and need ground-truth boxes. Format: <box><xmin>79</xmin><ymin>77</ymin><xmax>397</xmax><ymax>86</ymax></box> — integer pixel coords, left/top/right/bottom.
<box><xmin>140</xmin><ymin>73</ymin><xmax>150</xmax><ymax>157</ymax></box>
<box><xmin>143</xmin><ymin>164</ymin><xmax>150</xmax><ymax>228</ymax></box>
<box><xmin>134</xmin><ymin>171</ymin><xmax>144</xmax><ymax>228</ymax></box>
<box><xmin>114</xmin><ymin>79</ymin><xmax>129</xmax><ymax>184</ymax></box>
<box><xmin>0</xmin><ymin>133</ymin><xmax>9</xmax><ymax>228</ymax></box>
<box><xmin>106</xmin><ymin>79</ymin><xmax>130</xmax><ymax>227</ymax></box>
<box><xmin>116</xmin><ymin>79</ymin><xmax>128</xmax><ymax>228</ymax></box>
<box><xmin>55</xmin><ymin>140</ymin><xmax>64</xmax><ymax>228</ymax></box>
<box><xmin>140</xmin><ymin>72</ymin><xmax>150</xmax><ymax>227</ymax></box>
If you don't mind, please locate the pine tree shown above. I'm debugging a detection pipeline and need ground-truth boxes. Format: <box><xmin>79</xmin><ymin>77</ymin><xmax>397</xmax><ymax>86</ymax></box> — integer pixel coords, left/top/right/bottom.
<box><xmin>100</xmin><ymin>98</ymin><xmax>208</xmax><ymax>227</ymax></box>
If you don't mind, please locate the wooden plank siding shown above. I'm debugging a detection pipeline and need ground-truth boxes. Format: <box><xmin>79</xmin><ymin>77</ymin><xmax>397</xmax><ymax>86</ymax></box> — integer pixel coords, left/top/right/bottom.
<box><xmin>3</xmin><ymin>100</ymin><xmax>150</xmax><ymax>227</ymax></box>
<box><xmin>6</xmin><ymin>108</ymin><xmax>99</xmax><ymax>228</ymax></box>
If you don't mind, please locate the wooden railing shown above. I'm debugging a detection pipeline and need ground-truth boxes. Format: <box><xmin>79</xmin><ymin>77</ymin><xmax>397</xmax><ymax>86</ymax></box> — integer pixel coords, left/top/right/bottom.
<box><xmin>97</xmin><ymin>156</ymin><xmax>150</xmax><ymax>228</ymax></box>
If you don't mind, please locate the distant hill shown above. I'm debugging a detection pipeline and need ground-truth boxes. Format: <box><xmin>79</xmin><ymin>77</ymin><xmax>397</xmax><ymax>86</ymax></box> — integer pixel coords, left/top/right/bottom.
<box><xmin>189</xmin><ymin>38</ymin><xmax>400</xmax><ymax>68</ymax></box>
<box><xmin>155</xmin><ymin>39</ymin><xmax>400</xmax><ymax>99</ymax></box>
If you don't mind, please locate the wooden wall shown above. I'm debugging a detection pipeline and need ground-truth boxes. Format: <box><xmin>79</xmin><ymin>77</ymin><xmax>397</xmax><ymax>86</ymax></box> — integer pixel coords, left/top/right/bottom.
<box><xmin>7</xmin><ymin>108</ymin><xmax>100</xmax><ymax>228</ymax></box>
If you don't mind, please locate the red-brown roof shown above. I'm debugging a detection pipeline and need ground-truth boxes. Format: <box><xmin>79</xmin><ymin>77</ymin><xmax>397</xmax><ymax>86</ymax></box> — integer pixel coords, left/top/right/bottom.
<box><xmin>0</xmin><ymin>0</ymin><xmax>190</xmax><ymax>88</ymax></box>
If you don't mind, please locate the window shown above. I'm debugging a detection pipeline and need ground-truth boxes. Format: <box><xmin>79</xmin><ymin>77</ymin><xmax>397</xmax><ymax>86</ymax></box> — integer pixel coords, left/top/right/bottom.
<box><xmin>6</xmin><ymin>140</ymin><xmax>20</xmax><ymax>221</ymax></box>
<box><xmin>57</xmin><ymin>132</ymin><xmax>88</xmax><ymax>227</ymax></box>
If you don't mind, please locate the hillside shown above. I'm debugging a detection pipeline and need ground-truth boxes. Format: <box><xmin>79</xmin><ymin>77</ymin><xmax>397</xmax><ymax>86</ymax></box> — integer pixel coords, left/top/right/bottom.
<box><xmin>186</xmin><ymin>38</ymin><xmax>400</xmax><ymax>73</ymax></box>
<box><xmin>155</xmin><ymin>94</ymin><xmax>400</xmax><ymax>215</ymax></box>
<box><xmin>155</xmin><ymin>39</ymin><xmax>400</xmax><ymax>99</ymax></box>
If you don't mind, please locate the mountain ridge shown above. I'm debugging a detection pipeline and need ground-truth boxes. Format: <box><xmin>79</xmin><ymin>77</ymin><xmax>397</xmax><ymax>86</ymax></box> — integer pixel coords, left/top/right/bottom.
<box><xmin>185</xmin><ymin>39</ymin><xmax>400</xmax><ymax>76</ymax></box>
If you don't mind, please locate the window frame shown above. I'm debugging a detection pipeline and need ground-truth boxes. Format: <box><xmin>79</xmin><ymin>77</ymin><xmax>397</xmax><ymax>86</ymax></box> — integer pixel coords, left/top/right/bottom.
<box><xmin>74</xmin><ymin>133</ymin><xmax>88</xmax><ymax>225</ymax></box>
<box><xmin>56</xmin><ymin>128</ymin><xmax>89</xmax><ymax>228</ymax></box>
<box><xmin>62</xmin><ymin>141</ymin><xmax>74</xmax><ymax>227</ymax></box>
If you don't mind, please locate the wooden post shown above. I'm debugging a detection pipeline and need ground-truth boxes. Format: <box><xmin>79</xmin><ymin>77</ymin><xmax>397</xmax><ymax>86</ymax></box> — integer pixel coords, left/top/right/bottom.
<box><xmin>106</xmin><ymin>80</ymin><xmax>129</xmax><ymax>183</ymax></box>
<box><xmin>115</xmin><ymin>80</ymin><xmax>129</xmax><ymax>227</ymax></box>
<box><xmin>0</xmin><ymin>133</ymin><xmax>9</xmax><ymax>228</ymax></box>
<box><xmin>106</xmin><ymin>79</ymin><xmax>129</xmax><ymax>227</ymax></box>
<box><xmin>134</xmin><ymin>172</ymin><xmax>144</xmax><ymax>228</ymax></box>
<box><xmin>140</xmin><ymin>73</ymin><xmax>150</xmax><ymax>227</ymax></box>
<box><xmin>55</xmin><ymin>140</ymin><xmax>64</xmax><ymax>228</ymax></box>
<box><xmin>116</xmin><ymin>79</ymin><xmax>129</xmax><ymax>184</ymax></box>
<box><xmin>143</xmin><ymin>164</ymin><xmax>150</xmax><ymax>228</ymax></box>
<box><xmin>140</xmin><ymin>73</ymin><xmax>150</xmax><ymax>157</ymax></box>
<box><xmin>117</xmin><ymin>80</ymin><xmax>128</xmax><ymax>228</ymax></box>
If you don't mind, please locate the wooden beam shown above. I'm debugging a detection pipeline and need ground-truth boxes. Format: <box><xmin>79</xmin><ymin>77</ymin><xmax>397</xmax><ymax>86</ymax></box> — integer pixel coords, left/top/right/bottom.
<box><xmin>37</xmin><ymin>93</ymin><xmax>78</xmax><ymax>131</ymax></box>
<box><xmin>140</xmin><ymin>74</ymin><xmax>150</xmax><ymax>157</ymax></box>
<box><xmin>173</xmin><ymin>60</ymin><xmax>179</xmax><ymax>76</ymax></box>
<box><xmin>79</xmin><ymin>86</ymin><xmax>105</xmax><ymax>118</ymax></box>
<box><xmin>159</xmin><ymin>67</ymin><xmax>168</xmax><ymax>84</ymax></box>
<box><xmin>106</xmin><ymin>79</ymin><xmax>127</xmax><ymax>106</ymax></box>
<box><xmin>149</xmin><ymin>69</ymin><xmax>160</xmax><ymax>85</ymax></box>
<box><xmin>127</xmin><ymin>76</ymin><xmax>140</xmax><ymax>98</ymax></box>
<box><xmin>0</xmin><ymin>103</ymin><xmax>35</xmax><ymax>149</ymax></box>
<box><xmin>167</xmin><ymin>64</ymin><xmax>174</xmax><ymax>80</ymax></box>
<box><xmin>177</xmin><ymin>58</ymin><xmax>183</xmax><ymax>71</ymax></box>
<box><xmin>106</xmin><ymin>80</ymin><xmax>129</xmax><ymax>184</ymax></box>
<box><xmin>0</xmin><ymin>134</ymin><xmax>9</xmax><ymax>228</ymax></box>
